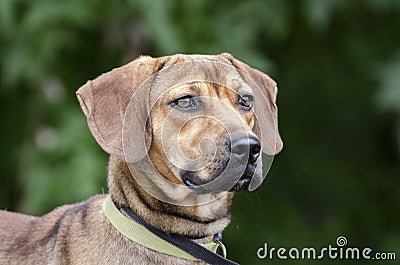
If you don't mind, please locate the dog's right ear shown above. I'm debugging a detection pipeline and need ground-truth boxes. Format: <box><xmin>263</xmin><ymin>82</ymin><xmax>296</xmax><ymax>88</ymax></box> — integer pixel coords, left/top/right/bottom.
<box><xmin>76</xmin><ymin>56</ymin><xmax>168</xmax><ymax>161</ymax></box>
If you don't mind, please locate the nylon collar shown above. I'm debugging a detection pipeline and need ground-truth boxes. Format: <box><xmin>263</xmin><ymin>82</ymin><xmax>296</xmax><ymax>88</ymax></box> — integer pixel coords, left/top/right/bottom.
<box><xmin>102</xmin><ymin>195</ymin><xmax>219</xmax><ymax>261</ymax></box>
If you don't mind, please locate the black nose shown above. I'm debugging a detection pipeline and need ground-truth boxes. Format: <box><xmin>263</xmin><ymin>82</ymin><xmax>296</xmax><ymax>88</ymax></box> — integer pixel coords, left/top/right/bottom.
<box><xmin>228</xmin><ymin>135</ymin><xmax>261</xmax><ymax>164</ymax></box>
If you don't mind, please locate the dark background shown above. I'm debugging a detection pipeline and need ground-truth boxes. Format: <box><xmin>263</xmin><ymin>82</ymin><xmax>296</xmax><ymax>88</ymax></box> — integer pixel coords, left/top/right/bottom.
<box><xmin>0</xmin><ymin>1</ymin><xmax>399</xmax><ymax>264</ymax></box>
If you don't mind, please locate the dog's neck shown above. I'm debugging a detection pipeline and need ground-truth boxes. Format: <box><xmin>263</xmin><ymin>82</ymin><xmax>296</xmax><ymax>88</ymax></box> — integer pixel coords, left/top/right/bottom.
<box><xmin>106</xmin><ymin>156</ymin><xmax>233</xmax><ymax>241</ymax></box>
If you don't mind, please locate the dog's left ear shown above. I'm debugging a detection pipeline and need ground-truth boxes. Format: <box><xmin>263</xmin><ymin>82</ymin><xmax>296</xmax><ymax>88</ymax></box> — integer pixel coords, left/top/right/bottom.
<box><xmin>221</xmin><ymin>53</ymin><xmax>283</xmax><ymax>155</ymax></box>
<box><xmin>76</xmin><ymin>56</ymin><xmax>169</xmax><ymax>161</ymax></box>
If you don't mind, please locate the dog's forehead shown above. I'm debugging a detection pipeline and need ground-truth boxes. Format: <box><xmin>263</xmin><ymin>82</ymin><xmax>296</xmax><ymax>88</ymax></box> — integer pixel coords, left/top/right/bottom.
<box><xmin>149</xmin><ymin>59</ymin><xmax>253</xmax><ymax>104</ymax></box>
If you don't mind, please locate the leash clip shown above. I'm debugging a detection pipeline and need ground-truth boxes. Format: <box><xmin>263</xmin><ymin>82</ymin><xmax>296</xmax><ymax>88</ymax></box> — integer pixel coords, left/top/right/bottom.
<box><xmin>213</xmin><ymin>231</ymin><xmax>227</xmax><ymax>258</ymax></box>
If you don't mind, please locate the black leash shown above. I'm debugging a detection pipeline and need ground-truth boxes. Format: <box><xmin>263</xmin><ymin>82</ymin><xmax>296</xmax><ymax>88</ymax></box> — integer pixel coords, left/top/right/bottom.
<box><xmin>121</xmin><ymin>206</ymin><xmax>240</xmax><ymax>265</ymax></box>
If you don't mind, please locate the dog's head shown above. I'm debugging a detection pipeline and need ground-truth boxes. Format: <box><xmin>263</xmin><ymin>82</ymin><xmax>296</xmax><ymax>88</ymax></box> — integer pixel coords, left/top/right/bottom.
<box><xmin>77</xmin><ymin>53</ymin><xmax>282</xmax><ymax>199</ymax></box>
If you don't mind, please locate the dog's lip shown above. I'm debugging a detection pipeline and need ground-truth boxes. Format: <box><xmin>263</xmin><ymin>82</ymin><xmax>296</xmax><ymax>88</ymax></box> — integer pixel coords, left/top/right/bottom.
<box><xmin>182</xmin><ymin>171</ymin><xmax>254</xmax><ymax>193</ymax></box>
<box><xmin>182</xmin><ymin>177</ymin><xmax>199</xmax><ymax>188</ymax></box>
<box><xmin>229</xmin><ymin>175</ymin><xmax>252</xmax><ymax>192</ymax></box>
<box><xmin>181</xmin><ymin>171</ymin><xmax>201</xmax><ymax>188</ymax></box>
<box><xmin>182</xmin><ymin>175</ymin><xmax>210</xmax><ymax>194</ymax></box>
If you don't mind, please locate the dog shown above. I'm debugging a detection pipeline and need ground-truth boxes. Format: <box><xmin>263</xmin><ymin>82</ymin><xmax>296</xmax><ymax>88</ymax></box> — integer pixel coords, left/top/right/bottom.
<box><xmin>0</xmin><ymin>53</ymin><xmax>282</xmax><ymax>264</ymax></box>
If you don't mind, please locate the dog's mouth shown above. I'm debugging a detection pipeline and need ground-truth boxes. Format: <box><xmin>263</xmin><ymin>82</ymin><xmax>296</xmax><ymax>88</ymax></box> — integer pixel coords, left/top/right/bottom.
<box><xmin>228</xmin><ymin>175</ymin><xmax>252</xmax><ymax>192</ymax></box>
<box><xmin>229</xmin><ymin>164</ymin><xmax>257</xmax><ymax>192</ymax></box>
<box><xmin>180</xmin><ymin>164</ymin><xmax>257</xmax><ymax>194</ymax></box>
<box><xmin>181</xmin><ymin>171</ymin><xmax>208</xmax><ymax>193</ymax></box>
<box><xmin>182</xmin><ymin>175</ymin><xmax>199</xmax><ymax>189</ymax></box>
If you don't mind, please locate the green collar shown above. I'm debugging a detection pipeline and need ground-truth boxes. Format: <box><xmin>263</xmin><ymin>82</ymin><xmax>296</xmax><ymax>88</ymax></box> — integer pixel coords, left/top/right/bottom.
<box><xmin>102</xmin><ymin>195</ymin><xmax>219</xmax><ymax>261</ymax></box>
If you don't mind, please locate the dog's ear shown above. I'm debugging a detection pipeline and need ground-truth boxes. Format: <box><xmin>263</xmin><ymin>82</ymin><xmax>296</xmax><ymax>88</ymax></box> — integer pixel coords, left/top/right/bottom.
<box><xmin>221</xmin><ymin>53</ymin><xmax>283</xmax><ymax>155</ymax></box>
<box><xmin>76</xmin><ymin>56</ymin><xmax>168</xmax><ymax>161</ymax></box>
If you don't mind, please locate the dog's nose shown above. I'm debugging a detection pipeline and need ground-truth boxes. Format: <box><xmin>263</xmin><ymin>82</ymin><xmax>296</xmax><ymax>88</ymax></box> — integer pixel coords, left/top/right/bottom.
<box><xmin>228</xmin><ymin>135</ymin><xmax>261</xmax><ymax>164</ymax></box>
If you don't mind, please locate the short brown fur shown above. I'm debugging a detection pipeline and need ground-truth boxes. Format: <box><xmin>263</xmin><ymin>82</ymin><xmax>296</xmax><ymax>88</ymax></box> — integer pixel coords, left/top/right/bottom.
<box><xmin>0</xmin><ymin>53</ymin><xmax>282</xmax><ymax>264</ymax></box>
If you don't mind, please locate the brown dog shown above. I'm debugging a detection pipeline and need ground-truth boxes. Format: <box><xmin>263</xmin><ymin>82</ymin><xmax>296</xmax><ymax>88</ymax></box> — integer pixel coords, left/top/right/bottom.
<box><xmin>0</xmin><ymin>53</ymin><xmax>282</xmax><ymax>264</ymax></box>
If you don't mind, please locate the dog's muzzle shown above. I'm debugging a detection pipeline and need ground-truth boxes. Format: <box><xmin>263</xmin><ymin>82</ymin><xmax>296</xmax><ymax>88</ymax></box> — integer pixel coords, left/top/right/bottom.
<box><xmin>181</xmin><ymin>134</ymin><xmax>262</xmax><ymax>193</ymax></box>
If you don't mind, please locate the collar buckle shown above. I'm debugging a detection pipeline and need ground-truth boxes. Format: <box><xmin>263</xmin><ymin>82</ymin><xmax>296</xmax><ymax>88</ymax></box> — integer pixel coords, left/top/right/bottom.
<box><xmin>213</xmin><ymin>231</ymin><xmax>227</xmax><ymax>258</ymax></box>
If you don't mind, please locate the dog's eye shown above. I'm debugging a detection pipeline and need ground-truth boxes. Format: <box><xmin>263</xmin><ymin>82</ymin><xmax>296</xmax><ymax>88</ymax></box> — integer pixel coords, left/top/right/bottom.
<box><xmin>238</xmin><ymin>94</ymin><xmax>254</xmax><ymax>111</ymax></box>
<box><xmin>170</xmin><ymin>95</ymin><xmax>198</xmax><ymax>110</ymax></box>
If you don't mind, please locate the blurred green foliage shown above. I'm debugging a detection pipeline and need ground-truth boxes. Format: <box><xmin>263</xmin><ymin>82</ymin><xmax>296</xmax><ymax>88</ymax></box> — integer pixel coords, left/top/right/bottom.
<box><xmin>0</xmin><ymin>0</ymin><xmax>399</xmax><ymax>264</ymax></box>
